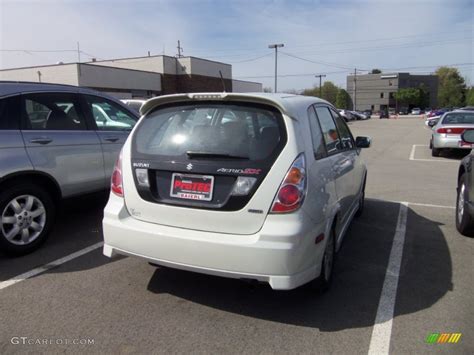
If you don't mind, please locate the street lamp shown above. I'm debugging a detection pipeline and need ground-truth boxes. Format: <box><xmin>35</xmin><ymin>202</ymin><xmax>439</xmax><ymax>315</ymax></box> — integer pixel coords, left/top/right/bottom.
<box><xmin>268</xmin><ymin>43</ymin><xmax>284</xmax><ymax>93</ymax></box>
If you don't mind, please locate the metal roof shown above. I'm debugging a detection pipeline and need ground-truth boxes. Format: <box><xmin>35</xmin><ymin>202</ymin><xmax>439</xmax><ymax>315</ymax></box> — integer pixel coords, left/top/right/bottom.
<box><xmin>0</xmin><ymin>81</ymin><xmax>102</xmax><ymax>97</ymax></box>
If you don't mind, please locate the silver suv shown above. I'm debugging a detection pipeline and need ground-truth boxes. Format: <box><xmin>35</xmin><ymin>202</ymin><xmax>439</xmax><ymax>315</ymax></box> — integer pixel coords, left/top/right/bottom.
<box><xmin>0</xmin><ymin>82</ymin><xmax>138</xmax><ymax>255</ymax></box>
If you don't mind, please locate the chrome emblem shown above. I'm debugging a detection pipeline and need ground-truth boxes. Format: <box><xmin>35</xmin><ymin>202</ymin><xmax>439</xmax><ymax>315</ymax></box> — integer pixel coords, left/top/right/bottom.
<box><xmin>186</xmin><ymin>163</ymin><xmax>193</xmax><ymax>171</ymax></box>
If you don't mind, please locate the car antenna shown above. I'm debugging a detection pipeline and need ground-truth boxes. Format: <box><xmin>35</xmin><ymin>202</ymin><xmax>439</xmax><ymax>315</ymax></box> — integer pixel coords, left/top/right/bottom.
<box><xmin>219</xmin><ymin>70</ymin><xmax>226</xmax><ymax>92</ymax></box>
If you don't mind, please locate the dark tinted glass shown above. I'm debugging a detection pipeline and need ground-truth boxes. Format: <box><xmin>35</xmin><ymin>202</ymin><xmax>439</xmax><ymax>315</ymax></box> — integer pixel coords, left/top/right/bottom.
<box><xmin>85</xmin><ymin>95</ymin><xmax>137</xmax><ymax>131</ymax></box>
<box><xmin>315</xmin><ymin>106</ymin><xmax>342</xmax><ymax>155</ymax></box>
<box><xmin>23</xmin><ymin>93</ymin><xmax>86</xmax><ymax>130</ymax></box>
<box><xmin>331</xmin><ymin>109</ymin><xmax>354</xmax><ymax>149</ymax></box>
<box><xmin>307</xmin><ymin>106</ymin><xmax>326</xmax><ymax>159</ymax></box>
<box><xmin>0</xmin><ymin>96</ymin><xmax>20</xmax><ymax>130</ymax></box>
<box><xmin>442</xmin><ymin>113</ymin><xmax>474</xmax><ymax>125</ymax></box>
<box><xmin>135</xmin><ymin>103</ymin><xmax>284</xmax><ymax>161</ymax></box>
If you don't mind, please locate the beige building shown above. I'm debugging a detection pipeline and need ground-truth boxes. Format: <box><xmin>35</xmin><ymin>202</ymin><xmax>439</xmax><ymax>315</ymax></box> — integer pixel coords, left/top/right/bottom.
<box><xmin>0</xmin><ymin>55</ymin><xmax>262</xmax><ymax>98</ymax></box>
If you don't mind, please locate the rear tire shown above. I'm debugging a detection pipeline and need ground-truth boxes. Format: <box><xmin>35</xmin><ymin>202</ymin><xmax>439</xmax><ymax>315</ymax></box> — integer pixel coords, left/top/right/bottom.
<box><xmin>355</xmin><ymin>179</ymin><xmax>366</xmax><ymax>218</ymax></box>
<box><xmin>0</xmin><ymin>184</ymin><xmax>55</xmax><ymax>256</ymax></box>
<box><xmin>431</xmin><ymin>147</ymin><xmax>441</xmax><ymax>157</ymax></box>
<box><xmin>309</xmin><ymin>227</ymin><xmax>336</xmax><ymax>292</ymax></box>
<box><xmin>456</xmin><ymin>174</ymin><xmax>474</xmax><ymax>237</ymax></box>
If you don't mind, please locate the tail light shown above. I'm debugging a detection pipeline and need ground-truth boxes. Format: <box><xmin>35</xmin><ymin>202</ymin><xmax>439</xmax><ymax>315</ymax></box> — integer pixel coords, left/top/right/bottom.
<box><xmin>270</xmin><ymin>154</ymin><xmax>306</xmax><ymax>213</ymax></box>
<box><xmin>111</xmin><ymin>150</ymin><xmax>123</xmax><ymax>197</ymax></box>
<box><xmin>437</xmin><ymin>127</ymin><xmax>466</xmax><ymax>134</ymax></box>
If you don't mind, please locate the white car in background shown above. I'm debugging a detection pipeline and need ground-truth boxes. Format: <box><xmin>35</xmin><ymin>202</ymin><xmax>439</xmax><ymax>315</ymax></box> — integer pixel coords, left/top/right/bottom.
<box><xmin>121</xmin><ymin>99</ymin><xmax>146</xmax><ymax>114</ymax></box>
<box><xmin>411</xmin><ymin>108</ymin><xmax>421</xmax><ymax>115</ymax></box>
<box><xmin>102</xmin><ymin>93</ymin><xmax>371</xmax><ymax>291</ymax></box>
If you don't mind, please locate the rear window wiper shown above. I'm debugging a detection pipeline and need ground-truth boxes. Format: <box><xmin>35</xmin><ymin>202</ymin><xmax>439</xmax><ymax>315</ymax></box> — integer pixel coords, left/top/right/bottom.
<box><xmin>186</xmin><ymin>151</ymin><xmax>249</xmax><ymax>160</ymax></box>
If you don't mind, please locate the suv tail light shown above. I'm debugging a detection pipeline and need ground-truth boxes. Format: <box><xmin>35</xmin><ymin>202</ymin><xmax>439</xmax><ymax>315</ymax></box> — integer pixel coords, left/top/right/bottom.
<box><xmin>111</xmin><ymin>150</ymin><xmax>123</xmax><ymax>197</ymax></box>
<box><xmin>270</xmin><ymin>154</ymin><xmax>306</xmax><ymax>213</ymax></box>
<box><xmin>437</xmin><ymin>127</ymin><xmax>466</xmax><ymax>134</ymax></box>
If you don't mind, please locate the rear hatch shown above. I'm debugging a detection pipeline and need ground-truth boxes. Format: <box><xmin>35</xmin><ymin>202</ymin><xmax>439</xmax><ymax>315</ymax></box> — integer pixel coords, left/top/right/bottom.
<box><xmin>123</xmin><ymin>99</ymin><xmax>293</xmax><ymax>235</ymax></box>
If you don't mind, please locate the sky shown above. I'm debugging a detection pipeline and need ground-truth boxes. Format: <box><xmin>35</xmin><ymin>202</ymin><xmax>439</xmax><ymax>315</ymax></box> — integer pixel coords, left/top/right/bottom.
<box><xmin>0</xmin><ymin>0</ymin><xmax>473</xmax><ymax>91</ymax></box>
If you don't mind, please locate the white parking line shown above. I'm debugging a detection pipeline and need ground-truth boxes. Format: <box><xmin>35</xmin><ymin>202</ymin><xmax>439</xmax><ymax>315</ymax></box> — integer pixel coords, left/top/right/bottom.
<box><xmin>409</xmin><ymin>144</ymin><xmax>459</xmax><ymax>163</ymax></box>
<box><xmin>367</xmin><ymin>198</ymin><xmax>455</xmax><ymax>209</ymax></box>
<box><xmin>0</xmin><ymin>242</ymin><xmax>103</xmax><ymax>291</ymax></box>
<box><xmin>368</xmin><ymin>202</ymin><xmax>408</xmax><ymax>355</ymax></box>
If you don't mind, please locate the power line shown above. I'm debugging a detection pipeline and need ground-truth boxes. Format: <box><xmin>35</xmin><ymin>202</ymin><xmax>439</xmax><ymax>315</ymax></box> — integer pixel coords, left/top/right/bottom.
<box><xmin>279</xmin><ymin>51</ymin><xmax>362</xmax><ymax>70</ymax></box>
<box><xmin>183</xmin><ymin>29</ymin><xmax>471</xmax><ymax>56</ymax></box>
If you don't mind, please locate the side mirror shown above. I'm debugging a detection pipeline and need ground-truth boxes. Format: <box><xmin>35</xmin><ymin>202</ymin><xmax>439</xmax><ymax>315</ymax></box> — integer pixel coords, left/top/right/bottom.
<box><xmin>356</xmin><ymin>136</ymin><xmax>371</xmax><ymax>148</ymax></box>
<box><xmin>461</xmin><ymin>130</ymin><xmax>474</xmax><ymax>144</ymax></box>
<box><xmin>428</xmin><ymin>120</ymin><xmax>437</xmax><ymax>127</ymax></box>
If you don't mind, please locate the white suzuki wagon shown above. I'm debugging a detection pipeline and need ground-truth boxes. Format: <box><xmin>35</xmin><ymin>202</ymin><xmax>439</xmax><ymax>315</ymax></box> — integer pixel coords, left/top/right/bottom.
<box><xmin>103</xmin><ymin>93</ymin><xmax>370</xmax><ymax>290</ymax></box>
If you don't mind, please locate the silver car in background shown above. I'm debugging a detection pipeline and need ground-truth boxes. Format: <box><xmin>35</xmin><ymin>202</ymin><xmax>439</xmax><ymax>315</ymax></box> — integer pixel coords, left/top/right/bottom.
<box><xmin>0</xmin><ymin>81</ymin><xmax>138</xmax><ymax>255</ymax></box>
<box><xmin>430</xmin><ymin>110</ymin><xmax>474</xmax><ymax>157</ymax></box>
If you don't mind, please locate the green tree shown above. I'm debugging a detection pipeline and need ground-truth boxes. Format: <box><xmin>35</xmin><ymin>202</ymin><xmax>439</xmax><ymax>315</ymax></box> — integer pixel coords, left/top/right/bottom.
<box><xmin>436</xmin><ymin>66</ymin><xmax>466</xmax><ymax>107</ymax></box>
<box><xmin>394</xmin><ymin>88</ymin><xmax>421</xmax><ymax>106</ymax></box>
<box><xmin>371</xmin><ymin>69</ymin><xmax>382</xmax><ymax>74</ymax></box>
<box><xmin>335</xmin><ymin>88</ymin><xmax>351</xmax><ymax>109</ymax></box>
<box><xmin>466</xmin><ymin>87</ymin><xmax>474</xmax><ymax>106</ymax></box>
<box><xmin>302</xmin><ymin>81</ymin><xmax>339</xmax><ymax>105</ymax></box>
<box><xmin>394</xmin><ymin>85</ymin><xmax>430</xmax><ymax>108</ymax></box>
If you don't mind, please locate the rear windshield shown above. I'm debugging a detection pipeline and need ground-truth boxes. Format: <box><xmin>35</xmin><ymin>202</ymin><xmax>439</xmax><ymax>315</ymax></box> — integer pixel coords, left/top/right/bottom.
<box><xmin>134</xmin><ymin>103</ymin><xmax>285</xmax><ymax>161</ymax></box>
<box><xmin>442</xmin><ymin>113</ymin><xmax>474</xmax><ymax>125</ymax></box>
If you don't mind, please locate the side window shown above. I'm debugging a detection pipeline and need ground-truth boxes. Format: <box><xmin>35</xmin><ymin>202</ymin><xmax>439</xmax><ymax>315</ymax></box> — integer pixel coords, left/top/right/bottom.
<box><xmin>85</xmin><ymin>95</ymin><xmax>137</xmax><ymax>131</ymax></box>
<box><xmin>315</xmin><ymin>106</ymin><xmax>342</xmax><ymax>155</ymax></box>
<box><xmin>330</xmin><ymin>109</ymin><xmax>355</xmax><ymax>150</ymax></box>
<box><xmin>307</xmin><ymin>106</ymin><xmax>326</xmax><ymax>159</ymax></box>
<box><xmin>22</xmin><ymin>93</ymin><xmax>86</xmax><ymax>131</ymax></box>
<box><xmin>0</xmin><ymin>96</ymin><xmax>20</xmax><ymax>130</ymax></box>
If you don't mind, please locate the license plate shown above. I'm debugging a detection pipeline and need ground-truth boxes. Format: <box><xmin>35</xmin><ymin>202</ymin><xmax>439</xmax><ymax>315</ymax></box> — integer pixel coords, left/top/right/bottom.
<box><xmin>458</xmin><ymin>141</ymin><xmax>474</xmax><ymax>148</ymax></box>
<box><xmin>170</xmin><ymin>173</ymin><xmax>214</xmax><ymax>201</ymax></box>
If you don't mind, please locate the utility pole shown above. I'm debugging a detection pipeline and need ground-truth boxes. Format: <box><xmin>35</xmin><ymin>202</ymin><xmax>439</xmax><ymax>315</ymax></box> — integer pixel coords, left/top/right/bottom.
<box><xmin>315</xmin><ymin>74</ymin><xmax>326</xmax><ymax>98</ymax></box>
<box><xmin>268</xmin><ymin>43</ymin><xmax>284</xmax><ymax>93</ymax></box>
<box><xmin>353</xmin><ymin>68</ymin><xmax>357</xmax><ymax>110</ymax></box>
<box><xmin>77</xmin><ymin>42</ymin><xmax>81</xmax><ymax>63</ymax></box>
<box><xmin>177</xmin><ymin>40</ymin><xmax>183</xmax><ymax>58</ymax></box>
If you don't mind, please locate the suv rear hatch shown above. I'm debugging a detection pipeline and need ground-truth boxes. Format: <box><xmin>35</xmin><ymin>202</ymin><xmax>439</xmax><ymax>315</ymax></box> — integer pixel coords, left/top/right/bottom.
<box><xmin>124</xmin><ymin>99</ymin><xmax>293</xmax><ymax>235</ymax></box>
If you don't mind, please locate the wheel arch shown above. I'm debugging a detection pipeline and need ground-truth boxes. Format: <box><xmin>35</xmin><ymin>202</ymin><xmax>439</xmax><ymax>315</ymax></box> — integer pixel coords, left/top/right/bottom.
<box><xmin>0</xmin><ymin>171</ymin><xmax>62</xmax><ymax>203</ymax></box>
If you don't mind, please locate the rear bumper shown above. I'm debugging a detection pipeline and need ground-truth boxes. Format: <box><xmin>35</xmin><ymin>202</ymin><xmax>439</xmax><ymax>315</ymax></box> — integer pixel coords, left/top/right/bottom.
<box><xmin>102</xmin><ymin>194</ymin><xmax>327</xmax><ymax>290</ymax></box>
<box><xmin>433</xmin><ymin>134</ymin><xmax>471</xmax><ymax>149</ymax></box>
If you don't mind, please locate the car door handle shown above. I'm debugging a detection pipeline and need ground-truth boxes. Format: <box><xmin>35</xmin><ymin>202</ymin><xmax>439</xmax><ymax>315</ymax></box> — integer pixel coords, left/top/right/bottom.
<box><xmin>29</xmin><ymin>137</ymin><xmax>52</xmax><ymax>145</ymax></box>
<box><xmin>104</xmin><ymin>137</ymin><xmax>119</xmax><ymax>143</ymax></box>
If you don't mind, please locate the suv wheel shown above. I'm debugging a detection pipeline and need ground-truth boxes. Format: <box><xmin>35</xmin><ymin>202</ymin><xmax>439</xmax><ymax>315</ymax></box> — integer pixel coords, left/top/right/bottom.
<box><xmin>456</xmin><ymin>174</ymin><xmax>474</xmax><ymax>237</ymax></box>
<box><xmin>0</xmin><ymin>184</ymin><xmax>55</xmax><ymax>255</ymax></box>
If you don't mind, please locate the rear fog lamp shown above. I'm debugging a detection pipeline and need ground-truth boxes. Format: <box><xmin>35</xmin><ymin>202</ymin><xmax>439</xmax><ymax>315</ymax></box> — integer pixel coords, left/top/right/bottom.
<box><xmin>135</xmin><ymin>168</ymin><xmax>150</xmax><ymax>187</ymax></box>
<box><xmin>231</xmin><ymin>177</ymin><xmax>257</xmax><ymax>196</ymax></box>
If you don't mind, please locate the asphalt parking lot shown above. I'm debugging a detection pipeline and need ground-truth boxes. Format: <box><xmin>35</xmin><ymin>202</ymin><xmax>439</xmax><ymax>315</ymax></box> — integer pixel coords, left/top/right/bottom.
<box><xmin>1</xmin><ymin>116</ymin><xmax>473</xmax><ymax>354</ymax></box>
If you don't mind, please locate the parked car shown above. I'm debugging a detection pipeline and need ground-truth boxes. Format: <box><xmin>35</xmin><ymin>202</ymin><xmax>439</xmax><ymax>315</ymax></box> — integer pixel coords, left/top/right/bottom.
<box><xmin>121</xmin><ymin>99</ymin><xmax>146</xmax><ymax>114</ymax></box>
<box><xmin>362</xmin><ymin>109</ymin><xmax>372</xmax><ymax>118</ymax></box>
<box><xmin>379</xmin><ymin>110</ymin><xmax>389</xmax><ymax>119</ymax></box>
<box><xmin>411</xmin><ymin>108</ymin><xmax>421</xmax><ymax>115</ymax></box>
<box><xmin>430</xmin><ymin>111</ymin><xmax>474</xmax><ymax>157</ymax></box>
<box><xmin>350</xmin><ymin>111</ymin><xmax>365</xmax><ymax>120</ymax></box>
<box><xmin>0</xmin><ymin>81</ymin><xmax>139</xmax><ymax>255</ymax></box>
<box><xmin>102</xmin><ymin>93</ymin><xmax>371</xmax><ymax>291</ymax></box>
<box><xmin>398</xmin><ymin>108</ymin><xmax>409</xmax><ymax>115</ymax></box>
<box><xmin>338</xmin><ymin>109</ymin><xmax>356</xmax><ymax>122</ymax></box>
<box><xmin>456</xmin><ymin>129</ymin><xmax>474</xmax><ymax>237</ymax></box>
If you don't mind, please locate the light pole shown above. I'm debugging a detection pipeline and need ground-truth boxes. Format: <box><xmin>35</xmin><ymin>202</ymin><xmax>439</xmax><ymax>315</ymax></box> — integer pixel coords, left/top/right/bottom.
<box><xmin>268</xmin><ymin>43</ymin><xmax>284</xmax><ymax>93</ymax></box>
<box><xmin>315</xmin><ymin>74</ymin><xmax>326</xmax><ymax>97</ymax></box>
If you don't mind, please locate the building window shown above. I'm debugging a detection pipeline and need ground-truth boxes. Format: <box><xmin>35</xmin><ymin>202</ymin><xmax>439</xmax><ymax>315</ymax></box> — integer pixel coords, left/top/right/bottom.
<box><xmin>380</xmin><ymin>92</ymin><xmax>384</xmax><ymax>98</ymax></box>
<box><xmin>389</xmin><ymin>92</ymin><xmax>394</xmax><ymax>99</ymax></box>
<box><xmin>389</xmin><ymin>80</ymin><xmax>393</xmax><ymax>86</ymax></box>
